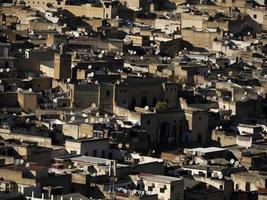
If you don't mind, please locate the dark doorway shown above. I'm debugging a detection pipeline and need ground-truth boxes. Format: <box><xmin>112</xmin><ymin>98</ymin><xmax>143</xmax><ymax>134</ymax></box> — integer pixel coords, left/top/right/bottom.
<box><xmin>141</xmin><ymin>97</ymin><xmax>147</xmax><ymax>107</ymax></box>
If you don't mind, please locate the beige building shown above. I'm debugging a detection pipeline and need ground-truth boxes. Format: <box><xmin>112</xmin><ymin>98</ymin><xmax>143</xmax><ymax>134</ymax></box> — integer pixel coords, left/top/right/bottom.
<box><xmin>53</xmin><ymin>53</ymin><xmax>72</xmax><ymax>80</ymax></box>
<box><xmin>184</xmin><ymin>108</ymin><xmax>209</xmax><ymax>145</ymax></box>
<box><xmin>25</xmin><ymin>0</ymin><xmax>119</xmax><ymax>19</ymax></box>
<box><xmin>130</xmin><ymin>173</ymin><xmax>184</xmax><ymax>200</ymax></box>
<box><xmin>65</xmin><ymin>138</ymin><xmax>109</xmax><ymax>157</ymax></box>
<box><xmin>125</xmin><ymin>34</ymin><xmax>150</xmax><ymax>46</ymax></box>
<box><xmin>120</xmin><ymin>0</ymin><xmax>140</xmax><ymax>10</ymax></box>
<box><xmin>181</xmin><ymin>27</ymin><xmax>223</xmax><ymax>50</ymax></box>
<box><xmin>181</xmin><ymin>13</ymin><xmax>209</xmax><ymax>29</ymax></box>
<box><xmin>18</xmin><ymin>90</ymin><xmax>38</xmax><ymax>112</ymax></box>
<box><xmin>245</xmin><ymin>8</ymin><xmax>267</xmax><ymax>31</ymax></box>
<box><xmin>232</xmin><ymin>172</ymin><xmax>267</xmax><ymax>192</ymax></box>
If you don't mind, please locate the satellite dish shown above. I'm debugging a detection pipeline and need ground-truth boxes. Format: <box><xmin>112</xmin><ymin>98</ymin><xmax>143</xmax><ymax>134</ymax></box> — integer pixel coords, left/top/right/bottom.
<box><xmin>85</xmin><ymin>118</ymin><xmax>89</xmax><ymax>123</ymax></box>
<box><xmin>67</xmin><ymin>78</ymin><xmax>71</xmax><ymax>83</ymax></box>
<box><xmin>230</xmin><ymin>159</ymin><xmax>235</xmax><ymax>165</ymax></box>
<box><xmin>91</xmin><ymin>103</ymin><xmax>96</xmax><ymax>109</ymax></box>
<box><xmin>6</xmin><ymin>68</ymin><xmax>10</xmax><ymax>72</ymax></box>
<box><xmin>104</xmin><ymin>114</ymin><xmax>108</xmax><ymax>118</ymax></box>
<box><xmin>183</xmin><ymin>148</ymin><xmax>188</xmax><ymax>154</ymax></box>
<box><xmin>0</xmin><ymin>69</ymin><xmax>3</xmax><ymax>73</ymax></box>
<box><xmin>90</xmin><ymin>118</ymin><xmax>95</xmax><ymax>123</ymax></box>
<box><xmin>28</xmin><ymin>88</ymin><xmax>32</xmax><ymax>92</ymax></box>
<box><xmin>88</xmin><ymin>65</ymin><xmax>92</xmax><ymax>69</ymax></box>
<box><xmin>118</xmin><ymin>143</ymin><xmax>123</xmax><ymax>149</ymax></box>
<box><xmin>95</xmin><ymin>112</ymin><xmax>99</xmax><ymax>117</ymax></box>
<box><xmin>234</xmin><ymin>161</ymin><xmax>239</xmax><ymax>167</ymax></box>
<box><xmin>144</xmin><ymin>106</ymin><xmax>149</xmax><ymax>111</ymax></box>
<box><xmin>70</xmin><ymin>116</ymin><xmax>75</xmax><ymax>122</ymax></box>
<box><xmin>14</xmin><ymin>159</ymin><xmax>19</xmax><ymax>166</ymax></box>
<box><xmin>218</xmin><ymin>174</ymin><xmax>223</xmax><ymax>179</ymax></box>
<box><xmin>19</xmin><ymin>159</ymin><xmax>24</xmax><ymax>165</ymax></box>
<box><xmin>82</xmin><ymin>113</ymin><xmax>88</xmax><ymax>118</ymax></box>
<box><xmin>25</xmin><ymin>163</ymin><xmax>30</xmax><ymax>168</ymax></box>
<box><xmin>212</xmin><ymin>172</ymin><xmax>218</xmax><ymax>178</ymax></box>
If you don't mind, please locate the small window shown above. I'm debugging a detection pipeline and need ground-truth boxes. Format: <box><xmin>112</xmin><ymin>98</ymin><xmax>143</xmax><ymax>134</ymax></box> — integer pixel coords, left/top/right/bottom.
<box><xmin>148</xmin><ymin>186</ymin><xmax>153</xmax><ymax>191</ymax></box>
<box><xmin>160</xmin><ymin>188</ymin><xmax>165</xmax><ymax>193</ymax></box>
<box><xmin>245</xmin><ymin>182</ymin><xmax>250</xmax><ymax>191</ymax></box>
<box><xmin>219</xmin><ymin>185</ymin><xmax>223</xmax><ymax>190</ymax></box>
<box><xmin>109</xmin><ymin>152</ymin><xmax>113</xmax><ymax>159</ymax></box>
<box><xmin>236</xmin><ymin>184</ymin><xmax>239</xmax><ymax>190</ymax></box>
<box><xmin>70</xmin><ymin>150</ymin><xmax>77</xmax><ymax>155</ymax></box>
<box><xmin>93</xmin><ymin>150</ymin><xmax>97</xmax><ymax>157</ymax></box>
<box><xmin>253</xmin><ymin>14</ymin><xmax>257</xmax><ymax>19</ymax></box>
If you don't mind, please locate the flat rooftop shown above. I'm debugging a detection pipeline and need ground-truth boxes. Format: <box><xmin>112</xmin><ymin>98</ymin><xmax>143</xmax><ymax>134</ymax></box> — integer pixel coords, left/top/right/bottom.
<box><xmin>138</xmin><ymin>173</ymin><xmax>182</xmax><ymax>183</ymax></box>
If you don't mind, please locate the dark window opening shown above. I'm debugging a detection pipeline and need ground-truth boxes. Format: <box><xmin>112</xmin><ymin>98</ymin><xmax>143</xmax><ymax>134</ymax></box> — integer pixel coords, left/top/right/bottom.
<box><xmin>106</xmin><ymin>90</ymin><xmax>110</xmax><ymax>97</ymax></box>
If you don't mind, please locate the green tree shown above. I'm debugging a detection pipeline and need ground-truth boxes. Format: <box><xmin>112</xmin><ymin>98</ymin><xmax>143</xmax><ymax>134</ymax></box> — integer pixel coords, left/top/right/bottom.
<box><xmin>155</xmin><ymin>101</ymin><xmax>168</xmax><ymax>111</ymax></box>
